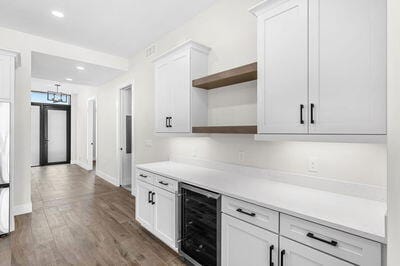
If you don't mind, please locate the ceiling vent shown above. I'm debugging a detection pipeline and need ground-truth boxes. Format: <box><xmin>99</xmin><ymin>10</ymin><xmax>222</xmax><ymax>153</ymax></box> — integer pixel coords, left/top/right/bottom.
<box><xmin>145</xmin><ymin>44</ymin><xmax>156</xmax><ymax>58</ymax></box>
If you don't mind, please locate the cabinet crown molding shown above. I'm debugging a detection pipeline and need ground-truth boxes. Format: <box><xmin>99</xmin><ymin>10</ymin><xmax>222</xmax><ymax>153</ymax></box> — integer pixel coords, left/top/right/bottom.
<box><xmin>152</xmin><ymin>40</ymin><xmax>211</xmax><ymax>63</ymax></box>
<box><xmin>249</xmin><ymin>0</ymin><xmax>286</xmax><ymax>16</ymax></box>
<box><xmin>0</xmin><ymin>48</ymin><xmax>21</xmax><ymax>68</ymax></box>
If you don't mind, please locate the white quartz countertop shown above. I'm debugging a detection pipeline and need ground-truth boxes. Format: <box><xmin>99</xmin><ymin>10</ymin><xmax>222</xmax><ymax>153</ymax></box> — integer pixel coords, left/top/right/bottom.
<box><xmin>136</xmin><ymin>161</ymin><xmax>386</xmax><ymax>244</ymax></box>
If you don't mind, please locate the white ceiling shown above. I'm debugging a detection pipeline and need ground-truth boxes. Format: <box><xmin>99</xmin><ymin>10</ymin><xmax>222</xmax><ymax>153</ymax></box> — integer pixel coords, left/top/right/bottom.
<box><xmin>0</xmin><ymin>0</ymin><xmax>215</xmax><ymax>57</ymax></box>
<box><xmin>32</xmin><ymin>52</ymin><xmax>125</xmax><ymax>86</ymax></box>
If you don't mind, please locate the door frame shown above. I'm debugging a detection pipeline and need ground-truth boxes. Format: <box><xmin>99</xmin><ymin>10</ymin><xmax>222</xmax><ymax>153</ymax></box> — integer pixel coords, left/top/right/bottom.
<box><xmin>31</xmin><ymin>102</ymin><xmax>71</xmax><ymax>166</ymax></box>
<box><xmin>117</xmin><ymin>83</ymin><xmax>135</xmax><ymax>194</ymax></box>
<box><xmin>87</xmin><ymin>97</ymin><xmax>97</xmax><ymax>171</ymax></box>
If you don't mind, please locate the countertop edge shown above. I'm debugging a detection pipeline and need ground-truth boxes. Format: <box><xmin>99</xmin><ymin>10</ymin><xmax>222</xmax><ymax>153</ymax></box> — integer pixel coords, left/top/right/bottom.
<box><xmin>136</xmin><ymin>164</ymin><xmax>386</xmax><ymax>244</ymax></box>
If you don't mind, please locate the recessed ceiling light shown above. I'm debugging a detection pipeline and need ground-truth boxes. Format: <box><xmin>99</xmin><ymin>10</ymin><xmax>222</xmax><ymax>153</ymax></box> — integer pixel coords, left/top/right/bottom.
<box><xmin>51</xmin><ymin>10</ymin><xmax>64</xmax><ymax>18</ymax></box>
<box><xmin>76</xmin><ymin>66</ymin><xmax>85</xmax><ymax>71</ymax></box>
<box><xmin>65</xmin><ymin>78</ymin><xmax>73</xmax><ymax>81</ymax></box>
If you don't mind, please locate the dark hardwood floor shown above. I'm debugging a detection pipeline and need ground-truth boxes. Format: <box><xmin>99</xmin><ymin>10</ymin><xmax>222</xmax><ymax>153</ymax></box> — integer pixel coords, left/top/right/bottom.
<box><xmin>2</xmin><ymin>164</ymin><xmax>184</xmax><ymax>266</ymax></box>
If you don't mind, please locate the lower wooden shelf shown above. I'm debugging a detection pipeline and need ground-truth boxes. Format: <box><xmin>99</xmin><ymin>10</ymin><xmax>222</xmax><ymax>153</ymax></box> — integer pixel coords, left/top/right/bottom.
<box><xmin>192</xmin><ymin>126</ymin><xmax>257</xmax><ymax>134</ymax></box>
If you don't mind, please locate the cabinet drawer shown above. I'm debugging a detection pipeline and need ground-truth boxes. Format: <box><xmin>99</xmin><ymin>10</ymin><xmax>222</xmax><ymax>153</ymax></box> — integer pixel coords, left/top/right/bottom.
<box><xmin>280</xmin><ymin>214</ymin><xmax>381</xmax><ymax>266</ymax></box>
<box><xmin>221</xmin><ymin>196</ymin><xmax>279</xmax><ymax>233</ymax></box>
<box><xmin>154</xmin><ymin>174</ymin><xmax>178</xmax><ymax>193</ymax></box>
<box><xmin>136</xmin><ymin>169</ymin><xmax>154</xmax><ymax>184</ymax></box>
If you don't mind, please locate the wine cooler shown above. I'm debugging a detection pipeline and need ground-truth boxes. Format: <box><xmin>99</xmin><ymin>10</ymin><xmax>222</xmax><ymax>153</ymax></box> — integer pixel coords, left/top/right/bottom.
<box><xmin>178</xmin><ymin>183</ymin><xmax>221</xmax><ymax>266</ymax></box>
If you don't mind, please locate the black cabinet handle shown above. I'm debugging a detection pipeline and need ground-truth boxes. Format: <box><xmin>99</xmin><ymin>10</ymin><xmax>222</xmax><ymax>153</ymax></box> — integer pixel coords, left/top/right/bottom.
<box><xmin>166</xmin><ymin>117</ymin><xmax>172</xmax><ymax>128</ymax></box>
<box><xmin>269</xmin><ymin>245</ymin><xmax>274</xmax><ymax>266</ymax></box>
<box><xmin>236</xmin><ymin>208</ymin><xmax>256</xmax><ymax>217</ymax></box>
<box><xmin>165</xmin><ymin>117</ymin><xmax>168</xmax><ymax>128</ymax></box>
<box><xmin>159</xmin><ymin>181</ymin><xmax>169</xmax><ymax>186</ymax></box>
<box><xmin>168</xmin><ymin>117</ymin><xmax>172</xmax><ymax>128</ymax></box>
<box><xmin>148</xmin><ymin>191</ymin><xmax>152</xmax><ymax>203</ymax></box>
<box><xmin>306</xmin><ymin>233</ymin><xmax>338</xmax><ymax>247</ymax></box>
<box><xmin>151</xmin><ymin>192</ymin><xmax>155</xmax><ymax>205</ymax></box>
<box><xmin>300</xmin><ymin>104</ymin><xmax>304</xmax><ymax>124</ymax></box>
<box><xmin>140</xmin><ymin>174</ymin><xmax>147</xmax><ymax>178</ymax></box>
<box><xmin>280</xmin><ymin>250</ymin><xmax>285</xmax><ymax>266</ymax></box>
<box><xmin>310</xmin><ymin>103</ymin><xmax>315</xmax><ymax>124</ymax></box>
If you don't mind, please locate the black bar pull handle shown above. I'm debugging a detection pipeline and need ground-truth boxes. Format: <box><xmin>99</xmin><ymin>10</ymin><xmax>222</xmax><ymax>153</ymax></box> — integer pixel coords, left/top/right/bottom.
<box><xmin>280</xmin><ymin>250</ymin><xmax>285</xmax><ymax>266</ymax></box>
<box><xmin>151</xmin><ymin>192</ymin><xmax>156</xmax><ymax>205</ymax></box>
<box><xmin>236</xmin><ymin>208</ymin><xmax>256</xmax><ymax>217</ymax></box>
<box><xmin>168</xmin><ymin>117</ymin><xmax>172</xmax><ymax>128</ymax></box>
<box><xmin>269</xmin><ymin>245</ymin><xmax>274</xmax><ymax>266</ymax></box>
<box><xmin>310</xmin><ymin>103</ymin><xmax>315</xmax><ymax>124</ymax></box>
<box><xmin>307</xmin><ymin>233</ymin><xmax>338</xmax><ymax>247</ymax></box>
<box><xmin>159</xmin><ymin>181</ymin><xmax>169</xmax><ymax>186</ymax></box>
<box><xmin>148</xmin><ymin>191</ymin><xmax>152</xmax><ymax>203</ymax></box>
<box><xmin>300</xmin><ymin>104</ymin><xmax>304</xmax><ymax>124</ymax></box>
<box><xmin>140</xmin><ymin>174</ymin><xmax>147</xmax><ymax>178</ymax></box>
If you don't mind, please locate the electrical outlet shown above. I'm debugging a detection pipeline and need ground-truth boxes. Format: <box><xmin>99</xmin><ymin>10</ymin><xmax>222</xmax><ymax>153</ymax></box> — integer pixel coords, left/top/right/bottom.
<box><xmin>191</xmin><ymin>147</ymin><xmax>197</xmax><ymax>158</ymax></box>
<box><xmin>308</xmin><ymin>156</ymin><xmax>318</xmax><ymax>173</ymax></box>
<box><xmin>238</xmin><ymin>151</ymin><xmax>245</xmax><ymax>162</ymax></box>
<box><xmin>144</xmin><ymin>139</ymin><xmax>153</xmax><ymax>148</ymax></box>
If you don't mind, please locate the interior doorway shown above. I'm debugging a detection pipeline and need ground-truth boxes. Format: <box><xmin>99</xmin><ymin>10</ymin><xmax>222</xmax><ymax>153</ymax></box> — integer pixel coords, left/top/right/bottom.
<box><xmin>87</xmin><ymin>98</ymin><xmax>97</xmax><ymax>171</ymax></box>
<box><xmin>119</xmin><ymin>85</ymin><xmax>133</xmax><ymax>191</ymax></box>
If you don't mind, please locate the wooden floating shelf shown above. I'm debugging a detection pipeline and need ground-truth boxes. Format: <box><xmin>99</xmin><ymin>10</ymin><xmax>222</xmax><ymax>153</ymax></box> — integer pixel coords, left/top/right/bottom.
<box><xmin>192</xmin><ymin>126</ymin><xmax>257</xmax><ymax>134</ymax></box>
<box><xmin>192</xmin><ymin>62</ymin><xmax>257</xmax><ymax>90</ymax></box>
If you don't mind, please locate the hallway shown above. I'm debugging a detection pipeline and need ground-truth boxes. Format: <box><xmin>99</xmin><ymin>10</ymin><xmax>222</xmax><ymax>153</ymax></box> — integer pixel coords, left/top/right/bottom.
<box><xmin>6</xmin><ymin>164</ymin><xmax>183</xmax><ymax>265</ymax></box>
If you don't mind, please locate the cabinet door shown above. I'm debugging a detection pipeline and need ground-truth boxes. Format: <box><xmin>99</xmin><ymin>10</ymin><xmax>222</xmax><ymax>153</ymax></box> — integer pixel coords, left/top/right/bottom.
<box><xmin>222</xmin><ymin>214</ymin><xmax>278</xmax><ymax>266</ymax></box>
<box><xmin>135</xmin><ymin>181</ymin><xmax>154</xmax><ymax>231</ymax></box>
<box><xmin>0</xmin><ymin>55</ymin><xmax>13</xmax><ymax>101</ymax></box>
<box><xmin>308</xmin><ymin>0</ymin><xmax>386</xmax><ymax>134</ymax></box>
<box><xmin>280</xmin><ymin>237</ymin><xmax>352</xmax><ymax>266</ymax></box>
<box><xmin>168</xmin><ymin>52</ymin><xmax>191</xmax><ymax>133</ymax></box>
<box><xmin>257</xmin><ymin>0</ymin><xmax>308</xmax><ymax>134</ymax></box>
<box><xmin>155</xmin><ymin>61</ymin><xmax>172</xmax><ymax>133</ymax></box>
<box><xmin>153</xmin><ymin>187</ymin><xmax>176</xmax><ymax>248</ymax></box>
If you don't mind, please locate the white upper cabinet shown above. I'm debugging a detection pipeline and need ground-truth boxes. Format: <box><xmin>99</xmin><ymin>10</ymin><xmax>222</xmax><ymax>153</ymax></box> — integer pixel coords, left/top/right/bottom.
<box><xmin>251</xmin><ymin>0</ymin><xmax>387</xmax><ymax>136</ymax></box>
<box><xmin>308</xmin><ymin>0</ymin><xmax>386</xmax><ymax>134</ymax></box>
<box><xmin>0</xmin><ymin>54</ymin><xmax>15</xmax><ymax>101</ymax></box>
<box><xmin>256</xmin><ymin>0</ymin><xmax>309</xmax><ymax>134</ymax></box>
<box><xmin>154</xmin><ymin>41</ymin><xmax>210</xmax><ymax>133</ymax></box>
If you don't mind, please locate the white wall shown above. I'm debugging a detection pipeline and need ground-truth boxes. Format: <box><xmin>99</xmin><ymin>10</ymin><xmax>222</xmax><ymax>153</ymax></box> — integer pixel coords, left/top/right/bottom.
<box><xmin>387</xmin><ymin>0</ymin><xmax>400</xmax><ymax>264</ymax></box>
<box><xmin>31</xmin><ymin>78</ymin><xmax>98</xmax><ymax>169</ymax></box>
<box><xmin>0</xmin><ymin>26</ymin><xmax>128</xmax><ymax>214</ymax></box>
<box><xmin>96</xmin><ymin>0</ymin><xmax>387</xmax><ymax>192</ymax></box>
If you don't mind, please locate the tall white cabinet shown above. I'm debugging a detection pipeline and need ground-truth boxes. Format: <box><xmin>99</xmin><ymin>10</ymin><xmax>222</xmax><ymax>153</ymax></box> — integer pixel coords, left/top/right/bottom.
<box><xmin>154</xmin><ymin>41</ymin><xmax>210</xmax><ymax>133</ymax></box>
<box><xmin>251</xmin><ymin>0</ymin><xmax>386</xmax><ymax>137</ymax></box>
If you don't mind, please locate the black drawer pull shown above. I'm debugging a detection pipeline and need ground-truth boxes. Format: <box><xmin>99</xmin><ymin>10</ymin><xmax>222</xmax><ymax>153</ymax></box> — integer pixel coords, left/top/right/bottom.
<box><xmin>300</xmin><ymin>104</ymin><xmax>304</xmax><ymax>124</ymax></box>
<box><xmin>306</xmin><ymin>233</ymin><xmax>338</xmax><ymax>247</ymax></box>
<box><xmin>269</xmin><ymin>245</ymin><xmax>274</xmax><ymax>266</ymax></box>
<box><xmin>159</xmin><ymin>181</ymin><xmax>169</xmax><ymax>186</ymax></box>
<box><xmin>139</xmin><ymin>174</ymin><xmax>147</xmax><ymax>178</ymax></box>
<box><xmin>236</xmin><ymin>208</ymin><xmax>256</xmax><ymax>217</ymax></box>
<box><xmin>310</xmin><ymin>103</ymin><xmax>315</xmax><ymax>124</ymax></box>
<box><xmin>151</xmin><ymin>192</ymin><xmax>156</xmax><ymax>205</ymax></box>
<box><xmin>280</xmin><ymin>250</ymin><xmax>285</xmax><ymax>265</ymax></box>
<box><xmin>148</xmin><ymin>191</ymin><xmax>152</xmax><ymax>203</ymax></box>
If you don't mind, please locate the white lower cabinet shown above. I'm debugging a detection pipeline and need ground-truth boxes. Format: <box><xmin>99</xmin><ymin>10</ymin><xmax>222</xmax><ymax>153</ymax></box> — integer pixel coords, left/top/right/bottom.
<box><xmin>279</xmin><ymin>236</ymin><xmax>352</xmax><ymax>266</ymax></box>
<box><xmin>136</xmin><ymin>180</ymin><xmax>154</xmax><ymax>231</ymax></box>
<box><xmin>222</xmin><ymin>213</ymin><xmax>278</xmax><ymax>266</ymax></box>
<box><xmin>136</xmin><ymin>180</ymin><xmax>177</xmax><ymax>249</ymax></box>
<box><xmin>153</xmin><ymin>187</ymin><xmax>176</xmax><ymax>248</ymax></box>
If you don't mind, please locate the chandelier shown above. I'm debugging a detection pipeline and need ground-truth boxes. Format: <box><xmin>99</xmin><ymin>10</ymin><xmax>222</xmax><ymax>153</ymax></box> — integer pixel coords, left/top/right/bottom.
<box><xmin>47</xmin><ymin>84</ymin><xmax>68</xmax><ymax>103</ymax></box>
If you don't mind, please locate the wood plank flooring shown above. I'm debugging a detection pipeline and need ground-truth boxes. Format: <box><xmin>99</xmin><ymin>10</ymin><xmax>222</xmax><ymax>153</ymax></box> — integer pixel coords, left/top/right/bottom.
<box><xmin>2</xmin><ymin>164</ymin><xmax>185</xmax><ymax>266</ymax></box>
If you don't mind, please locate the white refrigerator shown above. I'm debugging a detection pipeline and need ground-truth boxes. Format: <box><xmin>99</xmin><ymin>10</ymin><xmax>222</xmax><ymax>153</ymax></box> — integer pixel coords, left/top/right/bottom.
<box><xmin>0</xmin><ymin>102</ymin><xmax>10</xmax><ymax>236</ymax></box>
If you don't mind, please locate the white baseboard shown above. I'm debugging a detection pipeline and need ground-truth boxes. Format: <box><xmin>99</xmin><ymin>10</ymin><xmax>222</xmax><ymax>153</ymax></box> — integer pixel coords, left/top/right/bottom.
<box><xmin>96</xmin><ymin>170</ymin><xmax>119</xmax><ymax>186</ymax></box>
<box><xmin>71</xmin><ymin>160</ymin><xmax>92</xmax><ymax>171</ymax></box>
<box><xmin>13</xmin><ymin>202</ymin><xmax>32</xmax><ymax>216</ymax></box>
